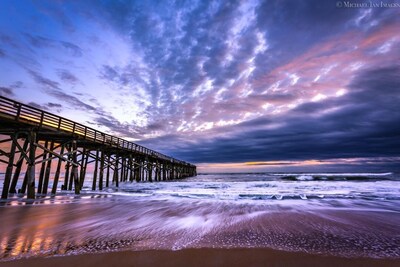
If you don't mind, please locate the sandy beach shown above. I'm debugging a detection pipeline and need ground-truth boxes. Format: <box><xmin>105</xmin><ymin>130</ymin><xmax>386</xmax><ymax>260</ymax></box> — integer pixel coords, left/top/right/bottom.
<box><xmin>1</xmin><ymin>173</ymin><xmax>400</xmax><ymax>266</ymax></box>
<box><xmin>1</xmin><ymin>248</ymin><xmax>399</xmax><ymax>267</ymax></box>
<box><xmin>1</xmin><ymin>191</ymin><xmax>400</xmax><ymax>266</ymax></box>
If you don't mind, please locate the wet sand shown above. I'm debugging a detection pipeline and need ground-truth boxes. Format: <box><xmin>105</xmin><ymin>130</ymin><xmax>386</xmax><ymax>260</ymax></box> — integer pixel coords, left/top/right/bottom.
<box><xmin>1</xmin><ymin>194</ymin><xmax>399</xmax><ymax>263</ymax></box>
<box><xmin>1</xmin><ymin>248</ymin><xmax>399</xmax><ymax>267</ymax></box>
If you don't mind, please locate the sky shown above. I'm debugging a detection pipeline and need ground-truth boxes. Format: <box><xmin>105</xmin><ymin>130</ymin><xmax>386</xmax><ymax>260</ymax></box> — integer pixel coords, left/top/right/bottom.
<box><xmin>0</xmin><ymin>0</ymin><xmax>399</xmax><ymax>173</ymax></box>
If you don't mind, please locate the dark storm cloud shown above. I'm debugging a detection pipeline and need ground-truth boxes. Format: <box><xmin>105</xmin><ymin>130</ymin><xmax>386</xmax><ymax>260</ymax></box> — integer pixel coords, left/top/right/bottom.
<box><xmin>142</xmin><ymin>65</ymin><xmax>400</xmax><ymax>163</ymax></box>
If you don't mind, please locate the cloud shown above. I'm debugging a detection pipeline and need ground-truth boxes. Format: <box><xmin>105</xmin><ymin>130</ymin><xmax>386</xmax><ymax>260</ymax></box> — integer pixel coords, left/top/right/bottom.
<box><xmin>0</xmin><ymin>87</ymin><xmax>14</xmax><ymax>97</ymax></box>
<box><xmin>27</xmin><ymin>69</ymin><xmax>97</xmax><ymax>112</ymax></box>
<box><xmin>27</xmin><ymin>101</ymin><xmax>46</xmax><ymax>110</ymax></box>
<box><xmin>24</xmin><ymin>34</ymin><xmax>55</xmax><ymax>48</ymax></box>
<box><xmin>57</xmin><ymin>69</ymin><xmax>79</xmax><ymax>84</ymax></box>
<box><xmin>93</xmin><ymin>115</ymin><xmax>141</xmax><ymax>139</ymax></box>
<box><xmin>24</xmin><ymin>33</ymin><xmax>83</xmax><ymax>57</ymax></box>
<box><xmin>28</xmin><ymin>69</ymin><xmax>60</xmax><ymax>89</ymax></box>
<box><xmin>1</xmin><ymin>0</ymin><xmax>399</xmax><ymax>168</ymax></box>
<box><xmin>47</xmin><ymin>102</ymin><xmax>62</xmax><ymax>108</ymax></box>
<box><xmin>141</xmin><ymin>65</ymin><xmax>400</xmax><ymax>164</ymax></box>
<box><xmin>24</xmin><ymin>101</ymin><xmax>61</xmax><ymax>113</ymax></box>
<box><xmin>86</xmin><ymin>1</ymin><xmax>398</xmax><ymax>167</ymax></box>
<box><xmin>60</xmin><ymin>41</ymin><xmax>83</xmax><ymax>57</ymax></box>
<box><xmin>99</xmin><ymin>65</ymin><xmax>119</xmax><ymax>82</ymax></box>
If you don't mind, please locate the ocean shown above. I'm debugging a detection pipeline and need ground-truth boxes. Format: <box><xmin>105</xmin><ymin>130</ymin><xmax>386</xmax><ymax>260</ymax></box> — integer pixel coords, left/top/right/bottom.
<box><xmin>0</xmin><ymin>172</ymin><xmax>399</xmax><ymax>261</ymax></box>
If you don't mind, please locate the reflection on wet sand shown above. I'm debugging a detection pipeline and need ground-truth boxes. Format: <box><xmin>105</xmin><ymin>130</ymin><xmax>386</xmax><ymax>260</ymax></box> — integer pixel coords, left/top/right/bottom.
<box><xmin>1</xmin><ymin>195</ymin><xmax>112</xmax><ymax>259</ymax></box>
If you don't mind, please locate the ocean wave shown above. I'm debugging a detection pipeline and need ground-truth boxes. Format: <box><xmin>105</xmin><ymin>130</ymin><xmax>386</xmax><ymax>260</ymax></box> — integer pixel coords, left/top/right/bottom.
<box><xmin>279</xmin><ymin>173</ymin><xmax>394</xmax><ymax>181</ymax></box>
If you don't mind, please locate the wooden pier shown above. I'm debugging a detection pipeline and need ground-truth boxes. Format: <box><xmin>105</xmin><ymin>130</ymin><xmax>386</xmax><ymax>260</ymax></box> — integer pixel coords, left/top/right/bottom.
<box><xmin>0</xmin><ymin>96</ymin><xmax>196</xmax><ymax>199</ymax></box>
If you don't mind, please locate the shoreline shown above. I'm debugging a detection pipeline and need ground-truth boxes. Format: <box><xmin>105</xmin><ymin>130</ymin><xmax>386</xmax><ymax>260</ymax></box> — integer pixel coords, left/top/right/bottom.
<box><xmin>1</xmin><ymin>248</ymin><xmax>399</xmax><ymax>267</ymax></box>
<box><xmin>1</xmin><ymin>195</ymin><xmax>399</xmax><ymax>260</ymax></box>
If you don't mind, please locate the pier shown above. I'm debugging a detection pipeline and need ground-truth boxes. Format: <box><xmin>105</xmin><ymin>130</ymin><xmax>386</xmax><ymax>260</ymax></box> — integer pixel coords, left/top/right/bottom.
<box><xmin>0</xmin><ymin>96</ymin><xmax>197</xmax><ymax>199</ymax></box>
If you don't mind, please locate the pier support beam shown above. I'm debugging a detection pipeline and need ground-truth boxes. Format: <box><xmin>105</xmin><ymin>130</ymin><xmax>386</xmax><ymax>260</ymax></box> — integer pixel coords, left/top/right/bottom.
<box><xmin>71</xmin><ymin>141</ymin><xmax>80</xmax><ymax>194</ymax></box>
<box><xmin>42</xmin><ymin>141</ymin><xmax>54</xmax><ymax>194</ymax></box>
<box><xmin>9</xmin><ymin>138</ymin><xmax>29</xmax><ymax>194</ymax></box>
<box><xmin>27</xmin><ymin>132</ymin><xmax>37</xmax><ymax>199</ymax></box>
<box><xmin>79</xmin><ymin>148</ymin><xmax>88</xmax><ymax>190</ymax></box>
<box><xmin>106</xmin><ymin>154</ymin><xmax>111</xmax><ymax>188</ymax></box>
<box><xmin>37</xmin><ymin>140</ymin><xmax>48</xmax><ymax>194</ymax></box>
<box><xmin>113</xmin><ymin>155</ymin><xmax>119</xmax><ymax>187</ymax></box>
<box><xmin>99</xmin><ymin>151</ymin><xmax>105</xmax><ymax>190</ymax></box>
<box><xmin>1</xmin><ymin>135</ymin><xmax>17</xmax><ymax>199</ymax></box>
<box><xmin>51</xmin><ymin>144</ymin><xmax>65</xmax><ymax>195</ymax></box>
<box><xmin>92</xmin><ymin>149</ymin><xmax>99</xmax><ymax>191</ymax></box>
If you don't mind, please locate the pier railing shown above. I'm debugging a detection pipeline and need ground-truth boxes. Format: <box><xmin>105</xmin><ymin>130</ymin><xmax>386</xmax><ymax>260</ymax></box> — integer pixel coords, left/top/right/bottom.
<box><xmin>0</xmin><ymin>96</ymin><xmax>192</xmax><ymax>166</ymax></box>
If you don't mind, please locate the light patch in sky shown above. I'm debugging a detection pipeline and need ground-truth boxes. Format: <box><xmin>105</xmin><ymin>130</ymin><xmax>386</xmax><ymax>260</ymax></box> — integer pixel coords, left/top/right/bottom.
<box><xmin>313</xmin><ymin>75</ymin><xmax>321</xmax><ymax>83</ymax></box>
<box><xmin>311</xmin><ymin>93</ymin><xmax>327</xmax><ymax>102</ymax></box>
<box><xmin>335</xmin><ymin>88</ymin><xmax>347</xmax><ymax>97</ymax></box>
<box><xmin>348</xmin><ymin>61</ymin><xmax>365</xmax><ymax>71</ymax></box>
<box><xmin>192</xmin><ymin>79</ymin><xmax>214</xmax><ymax>97</ymax></box>
<box><xmin>194</xmin><ymin>121</ymin><xmax>214</xmax><ymax>132</ymax></box>
<box><xmin>375</xmin><ymin>38</ymin><xmax>396</xmax><ymax>54</ymax></box>
<box><xmin>262</xmin><ymin>102</ymin><xmax>272</xmax><ymax>110</ymax></box>
<box><xmin>216</xmin><ymin>119</ymin><xmax>242</xmax><ymax>127</ymax></box>
<box><xmin>354</xmin><ymin>8</ymin><xmax>372</xmax><ymax>26</ymax></box>
<box><xmin>289</xmin><ymin>73</ymin><xmax>300</xmax><ymax>86</ymax></box>
<box><xmin>254</xmin><ymin>31</ymin><xmax>268</xmax><ymax>54</ymax></box>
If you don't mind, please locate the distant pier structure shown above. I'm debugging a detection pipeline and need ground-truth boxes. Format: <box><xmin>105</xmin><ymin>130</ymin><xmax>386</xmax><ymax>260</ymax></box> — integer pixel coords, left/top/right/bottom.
<box><xmin>0</xmin><ymin>96</ymin><xmax>196</xmax><ymax>199</ymax></box>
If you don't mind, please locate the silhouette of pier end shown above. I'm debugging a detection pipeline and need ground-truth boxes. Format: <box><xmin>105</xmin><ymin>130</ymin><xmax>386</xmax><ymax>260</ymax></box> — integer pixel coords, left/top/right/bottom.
<box><xmin>0</xmin><ymin>96</ymin><xmax>197</xmax><ymax>199</ymax></box>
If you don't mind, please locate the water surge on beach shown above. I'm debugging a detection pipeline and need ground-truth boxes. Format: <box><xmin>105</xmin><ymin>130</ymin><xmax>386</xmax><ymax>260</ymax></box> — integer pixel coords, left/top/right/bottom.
<box><xmin>0</xmin><ymin>172</ymin><xmax>399</xmax><ymax>261</ymax></box>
